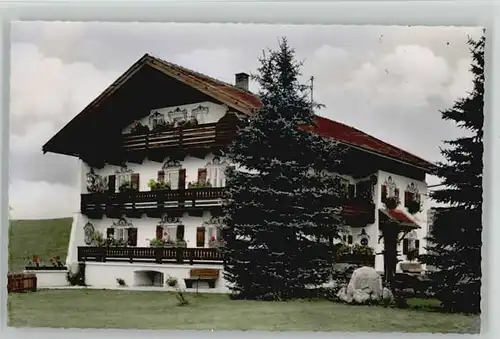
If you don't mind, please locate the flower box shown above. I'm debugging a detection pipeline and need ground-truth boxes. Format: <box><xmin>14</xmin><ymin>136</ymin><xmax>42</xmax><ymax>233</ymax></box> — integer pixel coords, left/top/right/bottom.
<box><xmin>25</xmin><ymin>266</ymin><xmax>68</xmax><ymax>271</ymax></box>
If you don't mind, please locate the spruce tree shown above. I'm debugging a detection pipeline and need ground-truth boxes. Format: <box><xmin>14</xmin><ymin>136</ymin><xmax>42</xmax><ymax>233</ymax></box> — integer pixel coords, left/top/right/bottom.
<box><xmin>221</xmin><ymin>38</ymin><xmax>348</xmax><ymax>300</ymax></box>
<box><xmin>420</xmin><ymin>33</ymin><xmax>484</xmax><ymax>314</ymax></box>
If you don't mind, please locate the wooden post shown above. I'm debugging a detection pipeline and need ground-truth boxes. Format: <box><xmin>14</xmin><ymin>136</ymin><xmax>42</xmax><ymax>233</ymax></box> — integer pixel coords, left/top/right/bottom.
<box><xmin>382</xmin><ymin>223</ymin><xmax>399</xmax><ymax>288</ymax></box>
<box><xmin>155</xmin><ymin>247</ymin><xmax>162</xmax><ymax>264</ymax></box>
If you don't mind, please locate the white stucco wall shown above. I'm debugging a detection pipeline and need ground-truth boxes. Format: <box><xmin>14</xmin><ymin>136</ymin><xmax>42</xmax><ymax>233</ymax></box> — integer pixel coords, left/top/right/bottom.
<box><xmin>24</xmin><ymin>270</ymin><xmax>70</xmax><ymax>288</ymax></box>
<box><xmin>82</xmin><ymin>153</ymin><xmax>228</xmax><ymax>194</ymax></box>
<box><xmin>81</xmin><ymin>211</ymin><xmax>217</xmax><ymax>248</ymax></box>
<box><xmin>84</xmin><ymin>262</ymin><xmax>230</xmax><ymax>293</ymax></box>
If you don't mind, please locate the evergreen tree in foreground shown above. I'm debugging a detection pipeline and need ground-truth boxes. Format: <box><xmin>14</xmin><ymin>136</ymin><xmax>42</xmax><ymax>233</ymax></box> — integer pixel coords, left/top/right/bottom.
<box><xmin>221</xmin><ymin>38</ymin><xmax>348</xmax><ymax>300</ymax></box>
<box><xmin>419</xmin><ymin>33</ymin><xmax>484</xmax><ymax>314</ymax></box>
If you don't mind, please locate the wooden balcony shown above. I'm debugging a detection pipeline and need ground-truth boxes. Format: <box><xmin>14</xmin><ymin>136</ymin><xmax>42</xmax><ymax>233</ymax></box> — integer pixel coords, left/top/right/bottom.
<box><xmin>78</xmin><ymin>246</ymin><xmax>224</xmax><ymax>265</ymax></box>
<box><xmin>77</xmin><ymin>246</ymin><xmax>375</xmax><ymax>267</ymax></box>
<box><xmin>122</xmin><ymin>122</ymin><xmax>236</xmax><ymax>154</ymax></box>
<box><xmin>341</xmin><ymin>199</ymin><xmax>376</xmax><ymax>226</ymax></box>
<box><xmin>81</xmin><ymin>187</ymin><xmax>225</xmax><ymax>218</ymax></box>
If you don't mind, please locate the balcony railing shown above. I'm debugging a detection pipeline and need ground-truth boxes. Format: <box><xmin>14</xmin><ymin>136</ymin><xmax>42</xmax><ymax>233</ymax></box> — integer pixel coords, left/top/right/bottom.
<box><xmin>122</xmin><ymin>123</ymin><xmax>235</xmax><ymax>153</ymax></box>
<box><xmin>78</xmin><ymin>246</ymin><xmax>224</xmax><ymax>265</ymax></box>
<box><xmin>77</xmin><ymin>246</ymin><xmax>375</xmax><ymax>267</ymax></box>
<box><xmin>81</xmin><ymin>187</ymin><xmax>225</xmax><ymax>217</ymax></box>
<box><xmin>341</xmin><ymin>199</ymin><xmax>376</xmax><ymax>226</ymax></box>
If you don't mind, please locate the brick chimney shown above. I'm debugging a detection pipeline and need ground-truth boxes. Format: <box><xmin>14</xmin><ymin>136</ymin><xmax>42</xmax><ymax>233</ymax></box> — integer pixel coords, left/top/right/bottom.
<box><xmin>235</xmin><ymin>72</ymin><xmax>249</xmax><ymax>91</ymax></box>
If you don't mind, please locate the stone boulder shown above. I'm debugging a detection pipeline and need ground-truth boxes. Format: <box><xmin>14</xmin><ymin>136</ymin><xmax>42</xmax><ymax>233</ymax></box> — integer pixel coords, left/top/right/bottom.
<box><xmin>382</xmin><ymin>287</ymin><xmax>394</xmax><ymax>303</ymax></box>
<box><xmin>337</xmin><ymin>266</ymin><xmax>384</xmax><ymax>304</ymax></box>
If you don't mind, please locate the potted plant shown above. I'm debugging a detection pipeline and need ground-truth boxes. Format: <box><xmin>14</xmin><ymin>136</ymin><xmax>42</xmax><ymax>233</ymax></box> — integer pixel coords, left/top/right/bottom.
<box><xmin>405</xmin><ymin>199</ymin><xmax>421</xmax><ymax>215</ymax></box>
<box><xmin>149</xmin><ymin>237</ymin><xmax>167</xmax><ymax>248</ymax></box>
<box><xmin>166</xmin><ymin>276</ymin><xmax>178</xmax><ymax>287</ymax></box>
<box><xmin>334</xmin><ymin>243</ymin><xmax>352</xmax><ymax>258</ymax></box>
<box><xmin>383</xmin><ymin>195</ymin><xmax>400</xmax><ymax>210</ymax></box>
<box><xmin>130</xmin><ymin>120</ymin><xmax>149</xmax><ymax>134</ymax></box>
<box><xmin>352</xmin><ymin>243</ymin><xmax>374</xmax><ymax>256</ymax></box>
<box><xmin>147</xmin><ymin>179</ymin><xmax>171</xmax><ymax>191</ymax></box>
<box><xmin>406</xmin><ymin>248</ymin><xmax>418</xmax><ymax>262</ymax></box>
<box><xmin>118</xmin><ymin>181</ymin><xmax>133</xmax><ymax>192</ymax></box>
<box><xmin>175</xmin><ymin>239</ymin><xmax>187</xmax><ymax>248</ymax></box>
<box><xmin>187</xmin><ymin>180</ymin><xmax>212</xmax><ymax>189</ymax></box>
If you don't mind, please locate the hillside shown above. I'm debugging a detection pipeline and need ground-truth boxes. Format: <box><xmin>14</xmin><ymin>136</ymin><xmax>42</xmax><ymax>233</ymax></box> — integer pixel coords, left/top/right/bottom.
<box><xmin>8</xmin><ymin>218</ymin><xmax>72</xmax><ymax>272</ymax></box>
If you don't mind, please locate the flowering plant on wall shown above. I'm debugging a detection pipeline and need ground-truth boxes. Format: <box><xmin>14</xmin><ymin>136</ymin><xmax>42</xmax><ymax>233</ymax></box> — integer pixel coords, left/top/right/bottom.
<box><xmin>148</xmin><ymin>179</ymin><xmax>171</xmax><ymax>191</ymax></box>
<box><xmin>130</xmin><ymin>120</ymin><xmax>150</xmax><ymax>134</ymax></box>
<box><xmin>188</xmin><ymin>180</ymin><xmax>212</xmax><ymax>189</ymax></box>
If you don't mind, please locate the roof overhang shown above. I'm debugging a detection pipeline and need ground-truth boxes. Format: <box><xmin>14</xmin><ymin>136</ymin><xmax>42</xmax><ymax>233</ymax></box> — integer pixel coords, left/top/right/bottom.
<box><xmin>379</xmin><ymin>208</ymin><xmax>421</xmax><ymax>231</ymax></box>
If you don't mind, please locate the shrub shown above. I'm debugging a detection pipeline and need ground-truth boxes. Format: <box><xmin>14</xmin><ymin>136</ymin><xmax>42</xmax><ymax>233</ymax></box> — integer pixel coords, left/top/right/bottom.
<box><xmin>166</xmin><ymin>276</ymin><xmax>178</xmax><ymax>287</ymax></box>
<box><xmin>175</xmin><ymin>288</ymin><xmax>189</xmax><ymax>306</ymax></box>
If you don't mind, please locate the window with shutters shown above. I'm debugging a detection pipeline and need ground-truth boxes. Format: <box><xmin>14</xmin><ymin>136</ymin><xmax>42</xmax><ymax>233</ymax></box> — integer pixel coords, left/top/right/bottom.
<box><xmin>404</xmin><ymin>182</ymin><xmax>421</xmax><ymax>214</ymax></box>
<box><xmin>114</xmin><ymin>166</ymin><xmax>137</xmax><ymax>192</ymax></box>
<box><xmin>108</xmin><ymin>218</ymin><xmax>137</xmax><ymax>246</ymax></box>
<box><xmin>341</xmin><ymin>233</ymin><xmax>353</xmax><ymax>245</ymax></box>
<box><xmin>402</xmin><ymin>230</ymin><xmax>418</xmax><ymax>256</ymax></box>
<box><xmin>381</xmin><ymin>176</ymin><xmax>400</xmax><ymax>209</ymax></box>
<box><xmin>161</xmin><ymin>160</ymin><xmax>183</xmax><ymax>190</ymax></box>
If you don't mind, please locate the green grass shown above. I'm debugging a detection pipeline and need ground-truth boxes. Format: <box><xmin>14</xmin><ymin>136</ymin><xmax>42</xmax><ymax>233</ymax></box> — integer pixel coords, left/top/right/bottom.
<box><xmin>8</xmin><ymin>289</ymin><xmax>480</xmax><ymax>333</ymax></box>
<box><xmin>8</xmin><ymin>218</ymin><xmax>72</xmax><ymax>272</ymax></box>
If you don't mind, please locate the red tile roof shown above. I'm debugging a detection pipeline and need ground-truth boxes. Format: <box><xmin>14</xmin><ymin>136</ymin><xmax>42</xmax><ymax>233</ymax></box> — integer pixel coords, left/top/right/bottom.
<box><xmin>386</xmin><ymin>209</ymin><xmax>415</xmax><ymax>224</ymax></box>
<box><xmin>379</xmin><ymin>209</ymin><xmax>420</xmax><ymax>229</ymax></box>
<box><xmin>303</xmin><ymin>116</ymin><xmax>432</xmax><ymax>170</ymax></box>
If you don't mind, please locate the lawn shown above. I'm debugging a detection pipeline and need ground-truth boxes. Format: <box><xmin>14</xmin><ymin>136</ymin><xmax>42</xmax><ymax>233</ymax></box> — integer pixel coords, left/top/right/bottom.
<box><xmin>8</xmin><ymin>289</ymin><xmax>480</xmax><ymax>333</ymax></box>
<box><xmin>8</xmin><ymin>218</ymin><xmax>72</xmax><ymax>272</ymax></box>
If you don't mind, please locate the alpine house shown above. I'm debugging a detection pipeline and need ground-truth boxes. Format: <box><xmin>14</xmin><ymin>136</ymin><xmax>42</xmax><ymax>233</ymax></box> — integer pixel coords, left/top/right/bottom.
<box><xmin>42</xmin><ymin>54</ymin><xmax>433</xmax><ymax>292</ymax></box>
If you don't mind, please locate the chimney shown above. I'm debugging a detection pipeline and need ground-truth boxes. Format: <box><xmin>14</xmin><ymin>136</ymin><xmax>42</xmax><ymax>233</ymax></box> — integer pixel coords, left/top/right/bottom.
<box><xmin>235</xmin><ymin>72</ymin><xmax>249</xmax><ymax>91</ymax></box>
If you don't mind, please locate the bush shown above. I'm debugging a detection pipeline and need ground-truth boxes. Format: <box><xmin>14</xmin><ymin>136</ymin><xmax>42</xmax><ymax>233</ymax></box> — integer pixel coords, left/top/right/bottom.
<box><xmin>66</xmin><ymin>263</ymin><xmax>86</xmax><ymax>286</ymax></box>
<box><xmin>166</xmin><ymin>276</ymin><xmax>178</xmax><ymax>287</ymax></box>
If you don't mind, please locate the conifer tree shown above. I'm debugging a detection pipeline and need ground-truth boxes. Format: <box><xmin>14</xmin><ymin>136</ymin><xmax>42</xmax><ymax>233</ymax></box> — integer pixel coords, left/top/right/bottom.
<box><xmin>221</xmin><ymin>38</ymin><xmax>348</xmax><ymax>300</ymax></box>
<box><xmin>420</xmin><ymin>33</ymin><xmax>484</xmax><ymax>314</ymax></box>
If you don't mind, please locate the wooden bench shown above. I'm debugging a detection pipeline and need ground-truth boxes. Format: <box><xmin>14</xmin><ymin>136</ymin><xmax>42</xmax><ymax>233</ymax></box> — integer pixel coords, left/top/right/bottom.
<box><xmin>400</xmin><ymin>262</ymin><xmax>423</xmax><ymax>274</ymax></box>
<box><xmin>184</xmin><ymin>268</ymin><xmax>219</xmax><ymax>289</ymax></box>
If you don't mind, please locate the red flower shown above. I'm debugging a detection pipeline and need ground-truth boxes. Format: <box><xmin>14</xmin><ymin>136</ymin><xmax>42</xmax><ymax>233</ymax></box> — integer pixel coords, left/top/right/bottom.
<box><xmin>33</xmin><ymin>255</ymin><xmax>39</xmax><ymax>263</ymax></box>
<box><xmin>210</xmin><ymin>236</ymin><xmax>216</xmax><ymax>241</ymax></box>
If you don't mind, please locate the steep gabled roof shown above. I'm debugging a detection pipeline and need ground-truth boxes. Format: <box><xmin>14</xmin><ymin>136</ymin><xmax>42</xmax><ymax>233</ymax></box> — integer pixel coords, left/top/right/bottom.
<box><xmin>43</xmin><ymin>54</ymin><xmax>433</xmax><ymax>172</ymax></box>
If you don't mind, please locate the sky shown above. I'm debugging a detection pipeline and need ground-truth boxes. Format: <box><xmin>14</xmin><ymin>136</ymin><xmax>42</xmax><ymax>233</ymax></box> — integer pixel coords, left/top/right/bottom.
<box><xmin>8</xmin><ymin>22</ymin><xmax>482</xmax><ymax>220</ymax></box>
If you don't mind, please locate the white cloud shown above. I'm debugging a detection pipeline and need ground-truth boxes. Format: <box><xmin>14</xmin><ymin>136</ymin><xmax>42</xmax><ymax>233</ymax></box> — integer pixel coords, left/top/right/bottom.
<box><xmin>10</xmin><ymin>43</ymin><xmax>119</xmax><ymax>121</ymax></box>
<box><xmin>9</xmin><ymin>180</ymin><xmax>79</xmax><ymax>220</ymax></box>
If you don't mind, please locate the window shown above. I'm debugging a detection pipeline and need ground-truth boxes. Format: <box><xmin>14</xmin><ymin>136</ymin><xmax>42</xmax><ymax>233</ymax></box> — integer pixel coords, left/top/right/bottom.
<box><xmin>113</xmin><ymin>166</ymin><xmax>136</xmax><ymax>192</ymax></box>
<box><xmin>166</xmin><ymin>170</ymin><xmax>179</xmax><ymax>189</ymax></box>
<box><xmin>197</xmin><ymin>168</ymin><xmax>208</xmax><ymax>183</ymax></box>
<box><xmin>206</xmin><ymin>157</ymin><xmax>227</xmax><ymax>187</ymax></box>
<box><xmin>149</xmin><ymin>111</ymin><xmax>165</xmax><ymax>128</ymax></box>
<box><xmin>107</xmin><ymin>218</ymin><xmax>137</xmax><ymax>246</ymax></box>
<box><xmin>160</xmin><ymin>160</ymin><xmax>184</xmax><ymax>189</ymax></box>
<box><xmin>165</xmin><ymin>225</ymin><xmax>177</xmax><ymax>242</ymax></box>
<box><xmin>341</xmin><ymin>233</ymin><xmax>353</xmax><ymax>245</ymax></box>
